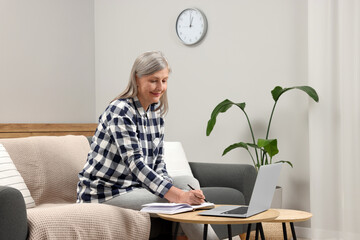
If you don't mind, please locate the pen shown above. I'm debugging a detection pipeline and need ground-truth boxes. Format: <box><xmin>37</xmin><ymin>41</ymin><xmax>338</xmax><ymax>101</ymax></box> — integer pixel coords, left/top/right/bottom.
<box><xmin>187</xmin><ymin>184</ymin><xmax>208</xmax><ymax>202</ymax></box>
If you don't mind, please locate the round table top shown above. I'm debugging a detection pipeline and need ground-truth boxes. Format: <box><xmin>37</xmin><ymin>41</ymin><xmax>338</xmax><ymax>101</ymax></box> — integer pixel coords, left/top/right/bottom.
<box><xmin>270</xmin><ymin>209</ymin><xmax>312</xmax><ymax>223</ymax></box>
<box><xmin>157</xmin><ymin>205</ymin><xmax>279</xmax><ymax>225</ymax></box>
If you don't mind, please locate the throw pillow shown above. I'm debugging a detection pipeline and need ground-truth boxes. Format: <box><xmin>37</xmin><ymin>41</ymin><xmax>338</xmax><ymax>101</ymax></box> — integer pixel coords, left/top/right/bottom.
<box><xmin>163</xmin><ymin>141</ymin><xmax>194</xmax><ymax>177</ymax></box>
<box><xmin>0</xmin><ymin>143</ymin><xmax>35</xmax><ymax>208</ymax></box>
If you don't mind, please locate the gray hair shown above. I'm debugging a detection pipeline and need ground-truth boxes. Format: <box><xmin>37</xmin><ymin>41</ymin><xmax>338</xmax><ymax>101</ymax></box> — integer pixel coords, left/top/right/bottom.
<box><xmin>112</xmin><ymin>51</ymin><xmax>171</xmax><ymax>115</ymax></box>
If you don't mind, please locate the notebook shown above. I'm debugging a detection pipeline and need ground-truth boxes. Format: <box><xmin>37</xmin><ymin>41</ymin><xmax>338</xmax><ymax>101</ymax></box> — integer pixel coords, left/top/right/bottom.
<box><xmin>198</xmin><ymin>163</ymin><xmax>282</xmax><ymax>218</ymax></box>
<box><xmin>140</xmin><ymin>202</ymin><xmax>215</xmax><ymax>214</ymax></box>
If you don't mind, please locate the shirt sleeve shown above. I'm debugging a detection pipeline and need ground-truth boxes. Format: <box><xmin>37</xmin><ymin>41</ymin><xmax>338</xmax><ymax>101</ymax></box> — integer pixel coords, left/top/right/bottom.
<box><xmin>153</xmin><ymin>138</ymin><xmax>173</xmax><ymax>183</ymax></box>
<box><xmin>108</xmin><ymin>115</ymin><xmax>173</xmax><ymax>198</ymax></box>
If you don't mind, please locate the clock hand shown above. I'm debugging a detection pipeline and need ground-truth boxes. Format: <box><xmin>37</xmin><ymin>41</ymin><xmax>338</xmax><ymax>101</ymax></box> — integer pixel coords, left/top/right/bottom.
<box><xmin>189</xmin><ymin>12</ymin><xmax>192</xmax><ymax>27</ymax></box>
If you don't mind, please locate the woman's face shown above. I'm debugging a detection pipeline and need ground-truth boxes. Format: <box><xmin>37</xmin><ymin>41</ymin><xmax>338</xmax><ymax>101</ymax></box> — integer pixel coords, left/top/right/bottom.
<box><xmin>136</xmin><ymin>68</ymin><xmax>169</xmax><ymax>110</ymax></box>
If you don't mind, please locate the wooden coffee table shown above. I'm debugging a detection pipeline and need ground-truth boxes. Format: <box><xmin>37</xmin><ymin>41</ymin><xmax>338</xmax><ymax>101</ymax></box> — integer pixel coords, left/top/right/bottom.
<box><xmin>268</xmin><ymin>209</ymin><xmax>312</xmax><ymax>240</ymax></box>
<box><xmin>157</xmin><ymin>205</ymin><xmax>279</xmax><ymax>240</ymax></box>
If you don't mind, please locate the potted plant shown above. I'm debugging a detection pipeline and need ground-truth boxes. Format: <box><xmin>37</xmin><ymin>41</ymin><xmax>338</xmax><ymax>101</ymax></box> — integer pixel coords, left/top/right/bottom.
<box><xmin>206</xmin><ymin>86</ymin><xmax>319</xmax><ymax>208</ymax></box>
<box><xmin>206</xmin><ymin>86</ymin><xmax>319</xmax><ymax>171</ymax></box>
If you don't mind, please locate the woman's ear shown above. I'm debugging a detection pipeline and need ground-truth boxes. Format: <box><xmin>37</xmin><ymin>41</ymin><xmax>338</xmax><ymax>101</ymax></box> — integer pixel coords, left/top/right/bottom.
<box><xmin>135</xmin><ymin>75</ymin><xmax>139</xmax><ymax>86</ymax></box>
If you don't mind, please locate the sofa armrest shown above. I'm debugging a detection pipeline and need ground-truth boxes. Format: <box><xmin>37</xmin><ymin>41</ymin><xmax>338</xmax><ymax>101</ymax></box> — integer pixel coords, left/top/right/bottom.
<box><xmin>188</xmin><ymin>162</ymin><xmax>257</xmax><ymax>205</ymax></box>
<box><xmin>0</xmin><ymin>186</ymin><xmax>28</xmax><ymax>240</ymax></box>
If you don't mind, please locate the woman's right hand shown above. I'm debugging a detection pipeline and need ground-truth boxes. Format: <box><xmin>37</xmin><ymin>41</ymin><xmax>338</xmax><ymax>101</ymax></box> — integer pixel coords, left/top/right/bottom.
<box><xmin>164</xmin><ymin>186</ymin><xmax>205</xmax><ymax>205</ymax></box>
<box><xmin>180</xmin><ymin>189</ymin><xmax>205</xmax><ymax>205</ymax></box>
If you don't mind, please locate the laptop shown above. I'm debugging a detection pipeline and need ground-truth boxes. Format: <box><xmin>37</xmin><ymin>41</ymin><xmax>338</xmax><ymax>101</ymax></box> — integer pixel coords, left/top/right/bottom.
<box><xmin>198</xmin><ymin>163</ymin><xmax>282</xmax><ymax>218</ymax></box>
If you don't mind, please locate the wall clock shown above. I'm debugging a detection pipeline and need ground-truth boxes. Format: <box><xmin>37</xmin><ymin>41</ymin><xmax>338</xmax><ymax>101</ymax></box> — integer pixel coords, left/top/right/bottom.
<box><xmin>176</xmin><ymin>8</ymin><xmax>208</xmax><ymax>46</ymax></box>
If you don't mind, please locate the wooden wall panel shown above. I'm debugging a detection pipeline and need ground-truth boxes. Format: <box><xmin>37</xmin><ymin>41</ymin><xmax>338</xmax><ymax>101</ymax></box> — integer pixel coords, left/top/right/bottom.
<box><xmin>0</xmin><ymin>124</ymin><xmax>98</xmax><ymax>138</ymax></box>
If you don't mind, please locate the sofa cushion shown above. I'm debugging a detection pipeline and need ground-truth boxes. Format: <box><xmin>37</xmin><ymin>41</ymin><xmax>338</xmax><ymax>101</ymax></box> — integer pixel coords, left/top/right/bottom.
<box><xmin>163</xmin><ymin>142</ymin><xmax>193</xmax><ymax>177</ymax></box>
<box><xmin>0</xmin><ymin>136</ymin><xmax>90</xmax><ymax>205</ymax></box>
<box><xmin>201</xmin><ymin>187</ymin><xmax>245</xmax><ymax>205</ymax></box>
<box><xmin>0</xmin><ymin>144</ymin><xmax>35</xmax><ymax>208</ymax></box>
<box><xmin>27</xmin><ymin>203</ymin><xmax>150</xmax><ymax>240</ymax></box>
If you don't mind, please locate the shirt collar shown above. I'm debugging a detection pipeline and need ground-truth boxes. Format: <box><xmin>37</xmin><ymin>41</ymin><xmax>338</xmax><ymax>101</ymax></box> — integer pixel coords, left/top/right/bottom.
<box><xmin>133</xmin><ymin>96</ymin><xmax>147</xmax><ymax>117</ymax></box>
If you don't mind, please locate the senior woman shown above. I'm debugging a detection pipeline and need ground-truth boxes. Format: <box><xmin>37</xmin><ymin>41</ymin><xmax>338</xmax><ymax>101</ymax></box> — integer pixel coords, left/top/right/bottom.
<box><xmin>77</xmin><ymin>51</ymin><xmax>218</xmax><ymax>240</ymax></box>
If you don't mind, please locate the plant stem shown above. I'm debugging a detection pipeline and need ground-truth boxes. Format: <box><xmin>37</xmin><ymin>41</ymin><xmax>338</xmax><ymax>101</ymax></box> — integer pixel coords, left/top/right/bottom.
<box><xmin>265</xmin><ymin>154</ymin><xmax>269</xmax><ymax>165</ymax></box>
<box><xmin>241</xmin><ymin>108</ymin><xmax>259</xmax><ymax>164</ymax></box>
<box><xmin>247</xmin><ymin>149</ymin><xmax>256</xmax><ymax>168</ymax></box>
<box><xmin>262</xmin><ymin>101</ymin><xmax>278</xmax><ymax>162</ymax></box>
<box><xmin>265</xmin><ymin>101</ymin><xmax>278</xmax><ymax>139</ymax></box>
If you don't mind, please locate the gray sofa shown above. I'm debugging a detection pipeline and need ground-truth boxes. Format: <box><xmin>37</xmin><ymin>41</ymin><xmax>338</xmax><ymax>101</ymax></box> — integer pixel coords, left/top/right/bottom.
<box><xmin>0</xmin><ymin>136</ymin><xmax>257</xmax><ymax>240</ymax></box>
<box><xmin>189</xmin><ymin>162</ymin><xmax>256</xmax><ymax>239</ymax></box>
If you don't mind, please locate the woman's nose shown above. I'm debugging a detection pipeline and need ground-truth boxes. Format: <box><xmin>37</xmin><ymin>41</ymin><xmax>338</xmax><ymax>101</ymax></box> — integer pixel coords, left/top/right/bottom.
<box><xmin>156</xmin><ymin>82</ymin><xmax>165</xmax><ymax>91</ymax></box>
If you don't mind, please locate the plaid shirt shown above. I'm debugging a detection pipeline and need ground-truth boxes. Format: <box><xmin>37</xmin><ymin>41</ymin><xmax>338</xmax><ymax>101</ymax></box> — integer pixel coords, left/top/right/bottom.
<box><xmin>77</xmin><ymin>96</ymin><xmax>173</xmax><ymax>203</ymax></box>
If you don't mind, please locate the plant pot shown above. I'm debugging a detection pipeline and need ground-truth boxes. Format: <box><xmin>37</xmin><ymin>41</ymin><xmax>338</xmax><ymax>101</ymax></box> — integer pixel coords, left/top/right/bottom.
<box><xmin>270</xmin><ymin>186</ymin><xmax>282</xmax><ymax>208</ymax></box>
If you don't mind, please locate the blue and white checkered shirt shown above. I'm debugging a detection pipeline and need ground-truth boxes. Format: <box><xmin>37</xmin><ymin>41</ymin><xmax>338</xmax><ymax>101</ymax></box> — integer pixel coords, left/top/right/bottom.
<box><xmin>77</xmin><ymin>96</ymin><xmax>173</xmax><ymax>203</ymax></box>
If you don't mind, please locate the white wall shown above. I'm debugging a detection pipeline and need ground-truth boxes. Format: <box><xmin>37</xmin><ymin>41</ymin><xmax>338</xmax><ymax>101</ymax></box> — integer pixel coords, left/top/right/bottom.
<box><xmin>0</xmin><ymin>0</ymin><xmax>95</xmax><ymax>123</ymax></box>
<box><xmin>94</xmin><ymin>0</ymin><xmax>310</xmax><ymax>224</ymax></box>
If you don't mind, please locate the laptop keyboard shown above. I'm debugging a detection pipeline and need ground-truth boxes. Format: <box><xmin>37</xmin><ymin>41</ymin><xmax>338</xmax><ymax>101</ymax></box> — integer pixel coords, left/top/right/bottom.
<box><xmin>222</xmin><ymin>206</ymin><xmax>248</xmax><ymax>215</ymax></box>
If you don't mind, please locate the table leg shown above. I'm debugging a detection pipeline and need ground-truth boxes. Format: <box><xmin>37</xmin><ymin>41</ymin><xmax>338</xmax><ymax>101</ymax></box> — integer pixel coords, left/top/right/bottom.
<box><xmin>227</xmin><ymin>225</ymin><xmax>232</xmax><ymax>239</ymax></box>
<box><xmin>246</xmin><ymin>224</ymin><xmax>252</xmax><ymax>240</ymax></box>
<box><xmin>290</xmin><ymin>222</ymin><xmax>297</xmax><ymax>240</ymax></box>
<box><xmin>255</xmin><ymin>223</ymin><xmax>260</xmax><ymax>240</ymax></box>
<box><xmin>203</xmin><ymin>224</ymin><xmax>208</xmax><ymax>240</ymax></box>
<box><xmin>173</xmin><ymin>222</ymin><xmax>180</xmax><ymax>240</ymax></box>
<box><xmin>282</xmin><ymin>222</ymin><xmax>288</xmax><ymax>240</ymax></box>
<box><xmin>258</xmin><ymin>223</ymin><xmax>266</xmax><ymax>240</ymax></box>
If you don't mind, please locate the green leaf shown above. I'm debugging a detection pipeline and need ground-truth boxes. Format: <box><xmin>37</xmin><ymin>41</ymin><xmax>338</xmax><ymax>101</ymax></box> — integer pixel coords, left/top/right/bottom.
<box><xmin>206</xmin><ymin>118</ymin><xmax>216</xmax><ymax>135</ymax></box>
<box><xmin>246</xmin><ymin>143</ymin><xmax>259</xmax><ymax>149</ymax></box>
<box><xmin>296</xmin><ymin>86</ymin><xmax>319</xmax><ymax>102</ymax></box>
<box><xmin>206</xmin><ymin>99</ymin><xmax>246</xmax><ymax>136</ymax></box>
<box><xmin>257</xmin><ymin>139</ymin><xmax>279</xmax><ymax>158</ymax></box>
<box><xmin>206</xmin><ymin>99</ymin><xmax>233</xmax><ymax>136</ymax></box>
<box><xmin>210</xmin><ymin>99</ymin><xmax>233</xmax><ymax>118</ymax></box>
<box><xmin>222</xmin><ymin>142</ymin><xmax>248</xmax><ymax>156</ymax></box>
<box><xmin>275</xmin><ymin>160</ymin><xmax>294</xmax><ymax>168</ymax></box>
<box><xmin>271</xmin><ymin>86</ymin><xmax>284</xmax><ymax>101</ymax></box>
<box><xmin>234</xmin><ymin>102</ymin><xmax>246</xmax><ymax>110</ymax></box>
<box><xmin>271</xmin><ymin>86</ymin><xmax>319</xmax><ymax>102</ymax></box>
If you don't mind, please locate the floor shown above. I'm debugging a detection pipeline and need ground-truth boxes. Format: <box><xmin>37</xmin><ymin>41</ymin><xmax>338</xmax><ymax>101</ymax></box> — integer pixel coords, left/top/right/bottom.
<box><xmin>223</xmin><ymin>237</ymin><xmax>309</xmax><ymax>240</ymax></box>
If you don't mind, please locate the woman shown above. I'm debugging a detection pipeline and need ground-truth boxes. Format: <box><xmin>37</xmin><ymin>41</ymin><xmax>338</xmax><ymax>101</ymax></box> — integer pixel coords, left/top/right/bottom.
<box><xmin>77</xmin><ymin>51</ymin><xmax>218</xmax><ymax>239</ymax></box>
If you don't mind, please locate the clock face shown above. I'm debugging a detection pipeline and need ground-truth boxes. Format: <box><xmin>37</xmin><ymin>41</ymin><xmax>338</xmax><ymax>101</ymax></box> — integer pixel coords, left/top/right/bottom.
<box><xmin>176</xmin><ymin>8</ymin><xmax>207</xmax><ymax>45</ymax></box>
